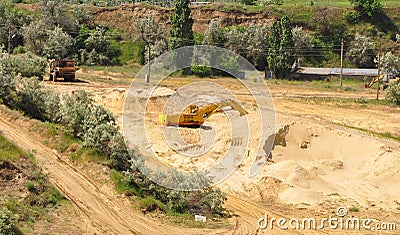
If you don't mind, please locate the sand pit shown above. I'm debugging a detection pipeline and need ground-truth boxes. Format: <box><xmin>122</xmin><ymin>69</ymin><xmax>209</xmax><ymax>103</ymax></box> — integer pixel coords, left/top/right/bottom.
<box><xmin>134</xmin><ymin>87</ymin><xmax>400</xmax><ymax>211</ymax></box>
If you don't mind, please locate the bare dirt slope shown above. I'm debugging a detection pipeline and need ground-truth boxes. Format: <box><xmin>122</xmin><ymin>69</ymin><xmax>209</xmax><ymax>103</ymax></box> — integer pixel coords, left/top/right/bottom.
<box><xmin>92</xmin><ymin>4</ymin><xmax>275</xmax><ymax>32</ymax></box>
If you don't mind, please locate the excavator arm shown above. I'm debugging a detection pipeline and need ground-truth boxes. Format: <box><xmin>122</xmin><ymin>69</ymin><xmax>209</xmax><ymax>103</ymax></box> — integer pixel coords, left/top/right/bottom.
<box><xmin>159</xmin><ymin>99</ymin><xmax>248</xmax><ymax>127</ymax></box>
<box><xmin>365</xmin><ymin>74</ymin><xmax>384</xmax><ymax>88</ymax></box>
<box><xmin>196</xmin><ymin>100</ymin><xmax>248</xmax><ymax>118</ymax></box>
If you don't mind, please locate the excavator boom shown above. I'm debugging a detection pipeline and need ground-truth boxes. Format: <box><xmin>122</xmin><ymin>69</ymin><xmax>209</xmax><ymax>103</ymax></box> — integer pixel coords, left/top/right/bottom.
<box><xmin>364</xmin><ymin>74</ymin><xmax>384</xmax><ymax>88</ymax></box>
<box><xmin>158</xmin><ymin>99</ymin><xmax>248</xmax><ymax>127</ymax></box>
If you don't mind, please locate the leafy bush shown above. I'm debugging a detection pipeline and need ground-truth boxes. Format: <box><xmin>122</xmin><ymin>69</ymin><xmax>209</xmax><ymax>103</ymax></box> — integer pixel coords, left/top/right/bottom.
<box><xmin>108</xmin><ymin>133</ymin><xmax>131</xmax><ymax>171</ymax></box>
<box><xmin>240</xmin><ymin>0</ymin><xmax>255</xmax><ymax>5</ymax></box>
<box><xmin>350</xmin><ymin>0</ymin><xmax>382</xmax><ymax>18</ymax></box>
<box><xmin>17</xmin><ymin>78</ymin><xmax>61</xmax><ymax>122</ymax></box>
<box><xmin>10</xmin><ymin>53</ymin><xmax>47</xmax><ymax>78</ymax></box>
<box><xmin>0</xmin><ymin>52</ymin><xmax>19</xmax><ymax>106</ymax></box>
<box><xmin>0</xmin><ymin>207</ymin><xmax>20</xmax><ymax>235</ymax></box>
<box><xmin>26</xmin><ymin>181</ymin><xmax>36</xmax><ymax>192</ymax></box>
<box><xmin>191</xmin><ymin>65</ymin><xmax>211</xmax><ymax>78</ymax></box>
<box><xmin>124</xmin><ymin>163</ymin><xmax>227</xmax><ymax>215</ymax></box>
<box><xmin>61</xmin><ymin>90</ymin><xmax>130</xmax><ymax>169</ymax></box>
<box><xmin>199</xmin><ymin>189</ymin><xmax>227</xmax><ymax>215</ymax></box>
<box><xmin>259</xmin><ymin>0</ymin><xmax>283</xmax><ymax>6</ymax></box>
<box><xmin>42</xmin><ymin>26</ymin><xmax>74</xmax><ymax>60</ymax></box>
<box><xmin>83</xmin><ymin>123</ymin><xmax>118</xmax><ymax>155</ymax></box>
<box><xmin>344</xmin><ymin>10</ymin><xmax>361</xmax><ymax>24</ymax></box>
<box><xmin>77</xmin><ymin>27</ymin><xmax>121</xmax><ymax>66</ymax></box>
<box><xmin>61</xmin><ymin>90</ymin><xmax>95</xmax><ymax>137</ymax></box>
<box><xmin>355</xmin><ymin>97</ymin><xmax>368</xmax><ymax>104</ymax></box>
<box><xmin>216</xmin><ymin>55</ymin><xmax>240</xmax><ymax>76</ymax></box>
<box><xmin>385</xmin><ymin>83</ymin><xmax>400</xmax><ymax>105</ymax></box>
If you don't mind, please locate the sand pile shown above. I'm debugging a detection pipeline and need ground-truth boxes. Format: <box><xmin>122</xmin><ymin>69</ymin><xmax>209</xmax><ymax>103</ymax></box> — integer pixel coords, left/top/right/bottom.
<box><xmin>247</xmin><ymin>120</ymin><xmax>400</xmax><ymax>209</ymax></box>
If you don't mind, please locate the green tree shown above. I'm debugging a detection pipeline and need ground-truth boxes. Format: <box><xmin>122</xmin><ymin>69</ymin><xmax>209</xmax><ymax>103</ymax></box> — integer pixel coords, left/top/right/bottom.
<box><xmin>22</xmin><ymin>19</ymin><xmax>49</xmax><ymax>56</ymax></box>
<box><xmin>39</xmin><ymin>0</ymin><xmax>73</xmax><ymax>30</ymax></box>
<box><xmin>135</xmin><ymin>15</ymin><xmax>167</xmax><ymax>63</ymax></box>
<box><xmin>267</xmin><ymin>16</ymin><xmax>294</xmax><ymax>79</ymax></box>
<box><xmin>349</xmin><ymin>0</ymin><xmax>382</xmax><ymax>18</ymax></box>
<box><xmin>78</xmin><ymin>27</ymin><xmax>121</xmax><ymax>65</ymax></box>
<box><xmin>169</xmin><ymin>0</ymin><xmax>194</xmax><ymax>50</ymax></box>
<box><xmin>225</xmin><ymin>24</ymin><xmax>269</xmax><ymax>69</ymax></box>
<box><xmin>378</xmin><ymin>52</ymin><xmax>400</xmax><ymax>76</ymax></box>
<box><xmin>346</xmin><ymin>34</ymin><xmax>376</xmax><ymax>68</ymax></box>
<box><xmin>203</xmin><ymin>19</ymin><xmax>225</xmax><ymax>46</ymax></box>
<box><xmin>0</xmin><ymin>3</ymin><xmax>30</xmax><ymax>53</ymax></box>
<box><xmin>292</xmin><ymin>26</ymin><xmax>315</xmax><ymax>65</ymax></box>
<box><xmin>43</xmin><ymin>26</ymin><xmax>74</xmax><ymax>59</ymax></box>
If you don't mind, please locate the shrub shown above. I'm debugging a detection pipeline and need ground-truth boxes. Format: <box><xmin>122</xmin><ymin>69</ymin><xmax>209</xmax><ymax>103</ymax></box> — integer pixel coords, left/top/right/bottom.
<box><xmin>0</xmin><ymin>53</ymin><xmax>19</xmax><ymax>106</ymax></box>
<box><xmin>123</xmin><ymin>163</ymin><xmax>227</xmax><ymax>215</ymax></box>
<box><xmin>81</xmin><ymin>103</ymin><xmax>116</xmax><ymax>134</ymax></box>
<box><xmin>385</xmin><ymin>83</ymin><xmax>400</xmax><ymax>105</ymax></box>
<box><xmin>259</xmin><ymin>0</ymin><xmax>283</xmax><ymax>6</ymax></box>
<box><xmin>216</xmin><ymin>55</ymin><xmax>240</xmax><ymax>75</ymax></box>
<box><xmin>83</xmin><ymin>123</ymin><xmax>118</xmax><ymax>155</ymax></box>
<box><xmin>17</xmin><ymin>78</ymin><xmax>61</xmax><ymax>122</ymax></box>
<box><xmin>17</xmin><ymin>78</ymin><xmax>46</xmax><ymax>120</ymax></box>
<box><xmin>0</xmin><ymin>207</ymin><xmax>20</xmax><ymax>235</ymax></box>
<box><xmin>355</xmin><ymin>97</ymin><xmax>368</xmax><ymax>104</ymax></box>
<box><xmin>61</xmin><ymin>90</ymin><xmax>95</xmax><ymax>137</ymax></box>
<box><xmin>344</xmin><ymin>10</ymin><xmax>361</xmax><ymax>24</ymax></box>
<box><xmin>349</xmin><ymin>206</ymin><xmax>359</xmax><ymax>212</ymax></box>
<box><xmin>108</xmin><ymin>133</ymin><xmax>131</xmax><ymax>171</ymax></box>
<box><xmin>191</xmin><ymin>65</ymin><xmax>211</xmax><ymax>77</ymax></box>
<box><xmin>240</xmin><ymin>0</ymin><xmax>255</xmax><ymax>5</ymax></box>
<box><xmin>26</xmin><ymin>181</ymin><xmax>36</xmax><ymax>192</ymax></box>
<box><xmin>61</xmin><ymin>90</ymin><xmax>126</xmax><ymax>169</ymax></box>
<box><xmin>77</xmin><ymin>27</ymin><xmax>121</xmax><ymax>66</ymax></box>
<box><xmin>200</xmin><ymin>189</ymin><xmax>227</xmax><ymax>215</ymax></box>
<box><xmin>11</xmin><ymin>53</ymin><xmax>47</xmax><ymax>78</ymax></box>
<box><xmin>350</xmin><ymin>0</ymin><xmax>382</xmax><ymax>18</ymax></box>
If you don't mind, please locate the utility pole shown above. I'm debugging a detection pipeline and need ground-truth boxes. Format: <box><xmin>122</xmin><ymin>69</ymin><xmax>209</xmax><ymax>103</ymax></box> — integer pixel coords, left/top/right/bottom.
<box><xmin>7</xmin><ymin>26</ymin><xmax>11</xmax><ymax>54</ymax></box>
<box><xmin>376</xmin><ymin>43</ymin><xmax>381</xmax><ymax>100</ymax></box>
<box><xmin>145</xmin><ymin>44</ymin><xmax>151</xmax><ymax>84</ymax></box>
<box><xmin>340</xmin><ymin>39</ymin><xmax>344</xmax><ymax>87</ymax></box>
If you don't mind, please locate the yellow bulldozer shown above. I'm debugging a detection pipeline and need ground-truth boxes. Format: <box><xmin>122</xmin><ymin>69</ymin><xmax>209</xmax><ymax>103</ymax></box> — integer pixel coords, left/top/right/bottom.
<box><xmin>158</xmin><ymin>100</ymin><xmax>248</xmax><ymax>127</ymax></box>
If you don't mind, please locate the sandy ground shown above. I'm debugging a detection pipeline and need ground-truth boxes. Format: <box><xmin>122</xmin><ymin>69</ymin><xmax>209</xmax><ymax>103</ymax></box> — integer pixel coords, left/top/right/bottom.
<box><xmin>9</xmin><ymin>75</ymin><xmax>399</xmax><ymax>234</ymax></box>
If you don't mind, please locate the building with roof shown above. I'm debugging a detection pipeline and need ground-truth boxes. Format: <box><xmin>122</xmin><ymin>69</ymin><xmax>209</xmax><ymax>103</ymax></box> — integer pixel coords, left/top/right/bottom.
<box><xmin>290</xmin><ymin>67</ymin><xmax>388</xmax><ymax>81</ymax></box>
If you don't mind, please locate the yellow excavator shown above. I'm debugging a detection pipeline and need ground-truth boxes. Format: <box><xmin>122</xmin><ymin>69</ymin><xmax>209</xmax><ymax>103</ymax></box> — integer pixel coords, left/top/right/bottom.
<box><xmin>364</xmin><ymin>74</ymin><xmax>400</xmax><ymax>90</ymax></box>
<box><xmin>158</xmin><ymin>100</ymin><xmax>248</xmax><ymax>127</ymax></box>
<box><xmin>364</xmin><ymin>74</ymin><xmax>384</xmax><ymax>88</ymax></box>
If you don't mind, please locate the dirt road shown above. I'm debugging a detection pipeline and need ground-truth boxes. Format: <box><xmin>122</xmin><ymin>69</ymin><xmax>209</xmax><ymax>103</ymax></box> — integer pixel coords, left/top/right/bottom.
<box><xmin>0</xmin><ymin>107</ymin><xmax>233</xmax><ymax>235</ymax></box>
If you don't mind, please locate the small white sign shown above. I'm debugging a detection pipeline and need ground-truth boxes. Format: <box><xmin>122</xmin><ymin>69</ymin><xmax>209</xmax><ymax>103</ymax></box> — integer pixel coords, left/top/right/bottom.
<box><xmin>195</xmin><ymin>215</ymin><xmax>207</xmax><ymax>223</ymax></box>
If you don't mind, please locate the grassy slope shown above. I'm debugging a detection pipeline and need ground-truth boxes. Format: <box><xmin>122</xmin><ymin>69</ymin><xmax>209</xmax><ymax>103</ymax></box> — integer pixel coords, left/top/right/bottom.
<box><xmin>0</xmin><ymin>134</ymin><xmax>68</xmax><ymax>233</ymax></box>
<box><xmin>0</xmin><ymin>135</ymin><xmax>26</xmax><ymax>162</ymax></box>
